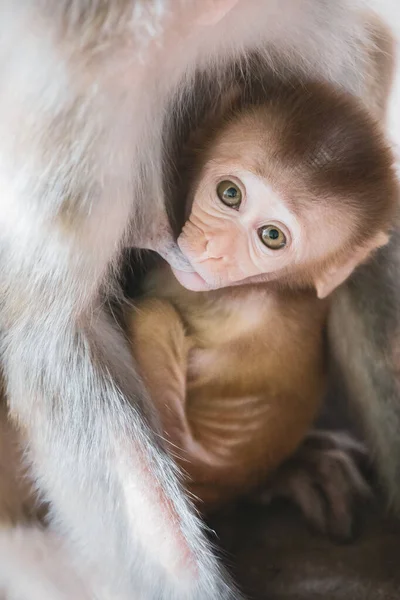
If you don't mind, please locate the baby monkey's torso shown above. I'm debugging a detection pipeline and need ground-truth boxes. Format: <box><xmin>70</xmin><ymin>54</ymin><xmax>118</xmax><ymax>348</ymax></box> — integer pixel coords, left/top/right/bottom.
<box><xmin>128</xmin><ymin>265</ymin><xmax>328</xmax><ymax>510</ymax></box>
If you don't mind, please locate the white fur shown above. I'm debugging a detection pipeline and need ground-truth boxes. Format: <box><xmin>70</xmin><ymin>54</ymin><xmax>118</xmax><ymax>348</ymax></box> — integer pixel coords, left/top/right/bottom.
<box><xmin>371</xmin><ymin>0</ymin><xmax>400</xmax><ymax>168</ymax></box>
<box><xmin>0</xmin><ymin>526</ymin><xmax>93</xmax><ymax>600</ymax></box>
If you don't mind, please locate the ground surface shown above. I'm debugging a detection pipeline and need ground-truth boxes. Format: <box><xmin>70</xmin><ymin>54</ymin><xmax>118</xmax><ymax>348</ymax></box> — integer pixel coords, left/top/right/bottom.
<box><xmin>212</xmin><ymin>501</ymin><xmax>400</xmax><ymax>600</ymax></box>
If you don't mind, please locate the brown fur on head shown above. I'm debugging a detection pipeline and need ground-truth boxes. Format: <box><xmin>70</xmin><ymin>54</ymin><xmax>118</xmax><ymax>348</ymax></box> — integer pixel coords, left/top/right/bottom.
<box><xmin>173</xmin><ymin>75</ymin><xmax>398</xmax><ymax>297</ymax></box>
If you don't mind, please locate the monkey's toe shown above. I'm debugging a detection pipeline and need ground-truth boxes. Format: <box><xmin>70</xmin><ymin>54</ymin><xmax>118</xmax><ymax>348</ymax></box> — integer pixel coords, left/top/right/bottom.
<box><xmin>253</xmin><ymin>429</ymin><xmax>373</xmax><ymax>543</ymax></box>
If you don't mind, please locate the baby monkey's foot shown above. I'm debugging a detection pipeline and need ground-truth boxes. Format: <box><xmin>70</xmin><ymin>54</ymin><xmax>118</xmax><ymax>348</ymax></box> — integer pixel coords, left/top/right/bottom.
<box><xmin>256</xmin><ymin>430</ymin><xmax>373</xmax><ymax>542</ymax></box>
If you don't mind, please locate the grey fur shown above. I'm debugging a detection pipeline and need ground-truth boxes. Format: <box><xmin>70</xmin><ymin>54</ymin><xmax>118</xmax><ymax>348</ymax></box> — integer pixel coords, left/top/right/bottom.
<box><xmin>329</xmin><ymin>226</ymin><xmax>400</xmax><ymax>510</ymax></box>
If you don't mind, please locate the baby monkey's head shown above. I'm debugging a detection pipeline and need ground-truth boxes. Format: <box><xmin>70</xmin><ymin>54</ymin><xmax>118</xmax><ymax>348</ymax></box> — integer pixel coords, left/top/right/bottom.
<box><xmin>173</xmin><ymin>80</ymin><xmax>397</xmax><ymax>297</ymax></box>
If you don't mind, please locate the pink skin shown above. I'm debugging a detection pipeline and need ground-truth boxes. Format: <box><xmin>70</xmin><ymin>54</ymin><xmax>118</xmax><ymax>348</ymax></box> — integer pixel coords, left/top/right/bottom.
<box><xmin>197</xmin><ymin>0</ymin><xmax>239</xmax><ymax>25</ymax></box>
<box><xmin>172</xmin><ymin>163</ymin><xmax>356</xmax><ymax>294</ymax></box>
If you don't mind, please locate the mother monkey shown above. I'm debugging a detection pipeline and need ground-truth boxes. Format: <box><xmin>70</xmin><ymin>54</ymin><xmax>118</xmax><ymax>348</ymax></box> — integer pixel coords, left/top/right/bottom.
<box><xmin>0</xmin><ymin>2</ymin><xmax>399</xmax><ymax>599</ymax></box>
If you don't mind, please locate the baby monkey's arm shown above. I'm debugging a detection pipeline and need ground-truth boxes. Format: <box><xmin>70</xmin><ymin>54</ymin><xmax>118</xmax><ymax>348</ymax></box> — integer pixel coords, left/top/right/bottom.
<box><xmin>127</xmin><ymin>299</ymin><xmax>188</xmax><ymax>449</ymax></box>
<box><xmin>127</xmin><ymin>299</ymin><xmax>211</xmax><ymax>464</ymax></box>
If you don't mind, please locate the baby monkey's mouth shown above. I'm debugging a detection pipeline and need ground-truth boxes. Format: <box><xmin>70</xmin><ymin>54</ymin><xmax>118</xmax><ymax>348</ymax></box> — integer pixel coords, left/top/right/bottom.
<box><xmin>173</xmin><ymin>234</ymin><xmax>217</xmax><ymax>291</ymax></box>
<box><xmin>171</xmin><ymin>266</ymin><xmax>213</xmax><ymax>292</ymax></box>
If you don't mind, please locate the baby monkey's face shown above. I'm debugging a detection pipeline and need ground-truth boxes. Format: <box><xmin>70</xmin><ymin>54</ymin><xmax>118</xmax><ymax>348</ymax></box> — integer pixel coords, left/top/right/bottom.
<box><xmin>171</xmin><ymin>95</ymin><xmax>394</xmax><ymax>297</ymax></box>
<box><xmin>174</xmin><ymin>165</ymin><xmax>301</xmax><ymax>290</ymax></box>
<box><xmin>172</xmin><ymin>159</ymin><xmax>363</xmax><ymax>297</ymax></box>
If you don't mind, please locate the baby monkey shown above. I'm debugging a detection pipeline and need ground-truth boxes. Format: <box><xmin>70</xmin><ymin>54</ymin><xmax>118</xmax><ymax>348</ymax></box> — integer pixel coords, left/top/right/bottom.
<box><xmin>127</xmin><ymin>78</ymin><xmax>397</xmax><ymax>535</ymax></box>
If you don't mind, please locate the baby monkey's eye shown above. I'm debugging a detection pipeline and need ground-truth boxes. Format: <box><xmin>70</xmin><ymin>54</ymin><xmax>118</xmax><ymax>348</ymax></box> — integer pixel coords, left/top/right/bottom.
<box><xmin>217</xmin><ymin>180</ymin><xmax>242</xmax><ymax>209</ymax></box>
<box><xmin>258</xmin><ymin>225</ymin><xmax>287</xmax><ymax>250</ymax></box>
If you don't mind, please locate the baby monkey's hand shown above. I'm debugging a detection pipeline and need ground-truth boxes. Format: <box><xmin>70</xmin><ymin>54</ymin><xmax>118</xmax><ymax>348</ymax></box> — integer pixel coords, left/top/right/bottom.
<box><xmin>254</xmin><ymin>430</ymin><xmax>373</xmax><ymax>543</ymax></box>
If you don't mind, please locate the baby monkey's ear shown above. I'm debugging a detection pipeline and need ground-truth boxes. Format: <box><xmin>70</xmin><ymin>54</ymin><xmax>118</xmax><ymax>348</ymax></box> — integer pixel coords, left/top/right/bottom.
<box><xmin>315</xmin><ymin>231</ymin><xmax>389</xmax><ymax>299</ymax></box>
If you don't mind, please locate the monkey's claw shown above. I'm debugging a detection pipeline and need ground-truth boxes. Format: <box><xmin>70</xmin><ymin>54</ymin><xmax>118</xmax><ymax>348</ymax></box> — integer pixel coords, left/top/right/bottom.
<box><xmin>255</xmin><ymin>430</ymin><xmax>373</xmax><ymax>542</ymax></box>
